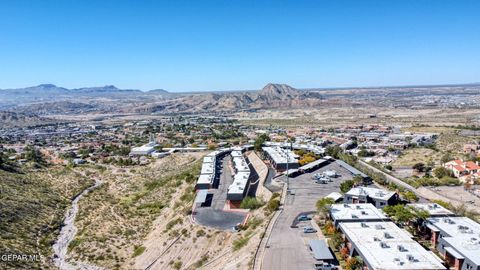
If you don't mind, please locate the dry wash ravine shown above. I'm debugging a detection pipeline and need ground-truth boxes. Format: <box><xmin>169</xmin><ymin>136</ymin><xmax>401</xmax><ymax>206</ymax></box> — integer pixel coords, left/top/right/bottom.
<box><xmin>52</xmin><ymin>179</ymin><xmax>103</xmax><ymax>270</ymax></box>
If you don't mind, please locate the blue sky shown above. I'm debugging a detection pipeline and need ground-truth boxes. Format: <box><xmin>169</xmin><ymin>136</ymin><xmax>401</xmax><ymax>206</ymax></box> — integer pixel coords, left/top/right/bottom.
<box><xmin>0</xmin><ymin>1</ymin><xmax>479</xmax><ymax>91</ymax></box>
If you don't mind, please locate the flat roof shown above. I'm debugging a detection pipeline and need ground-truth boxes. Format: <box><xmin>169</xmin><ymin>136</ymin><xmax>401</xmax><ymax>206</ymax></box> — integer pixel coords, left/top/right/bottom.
<box><xmin>309</xmin><ymin>240</ymin><xmax>334</xmax><ymax>260</ymax></box>
<box><xmin>203</xmin><ymin>156</ymin><xmax>215</xmax><ymax>163</ymax></box>
<box><xmin>201</xmin><ymin>162</ymin><xmax>214</xmax><ymax>175</ymax></box>
<box><xmin>195</xmin><ymin>190</ymin><xmax>208</xmax><ymax>204</ymax></box>
<box><xmin>197</xmin><ymin>174</ymin><xmax>214</xmax><ymax>185</ymax></box>
<box><xmin>233</xmin><ymin>156</ymin><xmax>249</xmax><ymax>172</ymax></box>
<box><xmin>228</xmin><ymin>150</ymin><xmax>251</xmax><ymax>196</ymax></box>
<box><xmin>339</xmin><ymin>222</ymin><xmax>446</xmax><ymax>270</ymax></box>
<box><xmin>262</xmin><ymin>146</ymin><xmax>298</xmax><ymax>164</ymax></box>
<box><xmin>427</xmin><ymin>216</ymin><xmax>480</xmax><ymax>264</ymax></box>
<box><xmin>325</xmin><ymin>192</ymin><xmax>343</xmax><ymax>202</ymax></box>
<box><xmin>408</xmin><ymin>203</ymin><xmax>454</xmax><ymax>217</ymax></box>
<box><xmin>345</xmin><ymin>186</ymin><xmax>396</xmax><ymax>201</ymax></box>
<box><xmin>231</xmin><ymin>150</ymin><xmax>243</xmax><ymax>157</ymax></box>
<box><xmin>299</xmin><ymin>158</ymin><xmax>328</xmax><ymax>170</ymax></box>
<box><xmin>336</xmin><ymin>160</ymin><xmax>369</xmax><ymax>178</ymax></box>
<box><xmin>228</xmin><ymin>171</ymin><xmax>250</xmax><ymax>195</ymax></box>
<box><xmin>330</xmin><ymin>203</ymin><xmax>389</xmax><ymax>222</ymax></box>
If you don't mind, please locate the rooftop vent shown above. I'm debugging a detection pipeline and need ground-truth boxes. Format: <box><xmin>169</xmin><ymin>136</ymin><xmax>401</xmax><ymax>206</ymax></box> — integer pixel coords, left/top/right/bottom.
<box><xmin>373</xmin><ymin>237</ymin><xmax>380</xmax><ymax>242</ymax></box>
<box><xmin>375</xmin><ymin>224</ymin><xmax>384</xmax><ymax>230</ymax></box>
<box><xmin>397</xmin><ymin>245</ymin><xmax>407</xmax><ymax>252</ymax></box>
<box><xmin>406</xmin><ymin>254</ymin><xmax>415</xmax><ymax>262</ymax></box>
<box><xmin>351</xmin><ymin>214</ymin><xmax>358</xmax><ymax>219</ymax></box>
<box><xmin>361</xmin><ymin>211</ymin><xmax>367</xmax><ymax>215</ymax></box>
<box><xmin>443</xmin><ymin>218</ymin><xmax>455</xmax><ymax>224</ymax></box>
<box><xmin>384</xmin><ymin>232</ymin><xmax>393</xmax><ymax>239</ymax></box>
<box><xmin>356</xmin><ymin>205</ymin><xmax>362</xmax><ymax>209</ymax></box>
<box><xmin>379</xmin><ymin>242</ymin><xmax>389</xmax><ymax>248</ymax></box>
<box><xmin>361</xmin><ymin>222</ymin><xmax>368</xmax><ymax>228</ymax></box>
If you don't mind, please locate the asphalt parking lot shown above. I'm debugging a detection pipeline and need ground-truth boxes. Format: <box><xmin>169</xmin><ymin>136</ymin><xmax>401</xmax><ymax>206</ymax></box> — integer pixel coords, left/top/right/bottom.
<box><xmin>262</xmin><ymin>161</ymin><xmax>353</xmax><ymax>270</ymax></box>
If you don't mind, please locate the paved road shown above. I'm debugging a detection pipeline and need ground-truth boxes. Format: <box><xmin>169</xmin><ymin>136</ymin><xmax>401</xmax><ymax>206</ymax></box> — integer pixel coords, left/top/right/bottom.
<box><xmin>262</xmin><ymin>162</ymin><xmax>353</xmax><ymax>270</ymax></box>
<box><xmin>211</xmin><ymin>156</ymin><xmax>233</xmax><ymax>209</ymax></box>
<box><xmin>358</xmin><ymin>160</ymin><xmax>419</xmax><ymax>195</ymax></box>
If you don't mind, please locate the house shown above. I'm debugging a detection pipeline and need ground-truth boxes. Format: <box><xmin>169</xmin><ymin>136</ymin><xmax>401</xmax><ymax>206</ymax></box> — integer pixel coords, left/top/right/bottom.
<box><xmin>444</xmin><ymin>159</ymin><xmax>480</xmax><ymax>182</ymax></box>
<box><xmin>344</xmin><ymin>187</ymin><xmax>399</xmax><ymax>208</ymax></box>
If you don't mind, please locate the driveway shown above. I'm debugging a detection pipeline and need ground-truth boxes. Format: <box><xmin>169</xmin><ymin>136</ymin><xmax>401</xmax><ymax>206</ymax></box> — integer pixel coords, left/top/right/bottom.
<box><xmin>262</xmin><ymin>162</ymin><xmax>353</xmax><ymax>270</ymax></box>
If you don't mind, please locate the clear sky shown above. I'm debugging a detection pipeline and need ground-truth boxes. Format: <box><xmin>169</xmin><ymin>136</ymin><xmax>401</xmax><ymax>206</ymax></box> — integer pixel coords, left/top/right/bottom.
<box><xmin>0</xmin><ymin>0</ymin><xmax>479</xmax><ymax>91</ymax></box>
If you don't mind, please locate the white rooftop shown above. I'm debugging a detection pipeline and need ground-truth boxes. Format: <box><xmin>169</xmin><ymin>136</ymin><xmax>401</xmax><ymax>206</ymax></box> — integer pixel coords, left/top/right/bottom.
<box><xmin>203</xmin><ymin>156</ymin><xmax>215</xmax><ymax>163</ymax></box>
<box><xmin>262</xmin><ymin>146</ymin><xmax>298</xmax><ymax>164</ymax></box>
<box><xmin>340</xmin><ymin>222</ymin><xmax>446</xmax><ymax>270</ymax></box>
<box><xmin>427</xmin><ymin>216</ymin><xmax>480</xmax><ymax>264</ymax></box>
<box><xmin>200</xmin><ymin>162</ymin><xmax>214</xmax><ymax>175</ymax></box>
<box><xmin>228</xmin><ymin>151</ymin><xmax>251</xmax><ymax>196</ymax></box>
<box><xmin>346</xmin><ymin>186</ymin><xmax>396</xmax><ymax>200</ymax></box>
<box><xmin>330</xmin><ymin>203</ymin><xmax>389</xmax><ymax>222</ymax></box>
<box><xmin>408</xmin><ymin>203</ymin><xmax>454</xmax><ymax>217</ymax></box>
<box><xmin>233</xmin><ymin>156</ymin><xmax>249</xmax><ymax>172</ymax></box>
<box><xmin>197</xmin><ymin>174</ymin><xmax>214</xmax><ymax>185</ymax></box>
<box><xmin>228</xmin><ymin>171</ymin><xmax>250</xmax><ymax>195</ymax></box>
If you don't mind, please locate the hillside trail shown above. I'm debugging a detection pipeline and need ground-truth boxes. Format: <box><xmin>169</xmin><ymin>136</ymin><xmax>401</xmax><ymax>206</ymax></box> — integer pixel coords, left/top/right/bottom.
<box><xmin>52</xmin><ymin>173</ymin><xmax>104</xmax><ymax>270</ymax></box>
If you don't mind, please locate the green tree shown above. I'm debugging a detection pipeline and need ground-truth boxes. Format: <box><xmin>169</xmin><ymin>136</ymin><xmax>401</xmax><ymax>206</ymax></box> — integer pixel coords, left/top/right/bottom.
<box><xmin>340</xmin><ymin>180</ymin><xmax>355</xmax><ymax>193</ymax></box>
<box><xmin>316</xmin><ymin>197</ymin><xmax>335</xmax><ymax>219</ymax></box>
<box><xmin>383</xmin><ymin>204</ymin><xmax>415</xmax><ymax>224</ymax></box>
<box><xmin>412</xmin><ymin>162</ymin><xmax>425</xmax><ymax>172</ymax></box>
<box><xmin>254</xmin><ymin>133</ymin><xmax>269</xmax><ymax>152</ymax></box>
<box><xmin>403</xmin><ymin>191</ymin><xmax>419</xmax><ymax>202</ymax></box>
<box><xmin>433</xmin><ymin>167</ymin><xmax>451</xmax><ymax>178</ymax></box>
<box><xmin>325</xmin><ymin>145</ymin><xmax>342</xmax><ymax>159</ymax></box>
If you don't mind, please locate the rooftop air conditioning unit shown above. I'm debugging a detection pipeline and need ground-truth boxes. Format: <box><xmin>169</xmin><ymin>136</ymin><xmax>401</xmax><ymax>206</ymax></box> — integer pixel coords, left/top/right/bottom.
<box><xmin>406</xmin><ymin>254</ymin><xmax>415</xmax><ymax>262</ymax></box>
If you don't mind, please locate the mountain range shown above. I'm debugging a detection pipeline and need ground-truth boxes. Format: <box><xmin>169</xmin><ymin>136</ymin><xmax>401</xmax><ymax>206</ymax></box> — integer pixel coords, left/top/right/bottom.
<box><xmin>1</xmin><ymin>83</ymin><xmax>480</xmax><ymax>116</ymax></box>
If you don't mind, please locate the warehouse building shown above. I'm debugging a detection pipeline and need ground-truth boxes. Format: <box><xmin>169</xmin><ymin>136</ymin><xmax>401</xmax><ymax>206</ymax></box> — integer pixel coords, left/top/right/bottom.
<box><xmin>329</xmin><ymin>203</ymin><xmax>390</xmax><ymax>227</ymax></box>
<box><xmin>339</xmin><ymin>221</ymin><xmax>446</xmax><ymax>270</ymax></box>
<box><xmin>344</xmin><ymin>186</ymin><xmax>399</xmax><ymax>208</ymax></box>
<box><xmin>426</xmin><ymin>216</ymin><xmax>480</xmax><ymax>270</ymax></box>
<box><xmin>262</xmin><ymin>146</ymin><xmax>299</xmax><ymax>171</ymax></box>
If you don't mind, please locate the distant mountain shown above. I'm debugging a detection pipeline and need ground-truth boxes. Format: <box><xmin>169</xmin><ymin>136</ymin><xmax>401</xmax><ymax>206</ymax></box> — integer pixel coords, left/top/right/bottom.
<box><xmin>0</xmin><ymin>84</ymin><xmax>175</xmax><ymax>109</ymax></box>
<box><xmin>2</xmin><ymin>82</ymin><xmax>479</xmax><ymax>116</ymax></box>
<box><xmin>258</xmin><ymin>83</ymin><xmax>301</xmax><ymax>100</ymax></box>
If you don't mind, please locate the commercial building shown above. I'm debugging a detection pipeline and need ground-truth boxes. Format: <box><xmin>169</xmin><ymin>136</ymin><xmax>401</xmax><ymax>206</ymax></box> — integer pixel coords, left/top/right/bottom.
<box><xmin>262</xmin><ymin>146</ymin><xmax>299</xmax><ymax>171</ymax></box>
<box><xmin>344</xmin><ymin>186</ymin><xmax>399</xmax><ymax>208</ymax></box>
<box><xmin>426</xmin><ymin>216</ymin><xmax>480</xmax><ymax>270</ymax></box>
<box><xmin>339</xmin><ymin>221</ymin><xmax>446</xmax><ymax>270</ymax></box>
<box><xmin>329</xmin><ymin>203</ymin><xmax>390</xmax><ymax>227</ymax></box>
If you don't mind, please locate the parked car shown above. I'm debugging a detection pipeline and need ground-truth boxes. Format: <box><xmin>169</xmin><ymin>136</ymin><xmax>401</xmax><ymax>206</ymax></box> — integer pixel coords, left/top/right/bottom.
<box><xmin>297</xmin><ymin>215</ymin><xmax>311</xmax><ymax>221</ymax></box>
<box><xmin>303</xmin><ymin>226</ymin><xmax>317</xmax><ymax>233</ymax></box>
